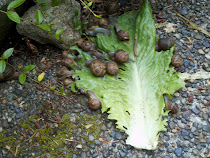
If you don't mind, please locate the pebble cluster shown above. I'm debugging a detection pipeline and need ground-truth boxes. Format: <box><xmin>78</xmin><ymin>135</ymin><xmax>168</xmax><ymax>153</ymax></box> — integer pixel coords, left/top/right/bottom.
<box><xmin>0</xmin><ymin>0</ymin><xmax>209</xmax><ymax>157</ymax></box>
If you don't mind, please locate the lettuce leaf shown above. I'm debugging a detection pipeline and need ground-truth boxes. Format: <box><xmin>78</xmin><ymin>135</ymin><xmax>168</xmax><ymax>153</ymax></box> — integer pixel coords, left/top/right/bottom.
<box><xmin>73</xmin><ymin>0</ymin><xmax>185</xmax><ymax>150</ymax></box>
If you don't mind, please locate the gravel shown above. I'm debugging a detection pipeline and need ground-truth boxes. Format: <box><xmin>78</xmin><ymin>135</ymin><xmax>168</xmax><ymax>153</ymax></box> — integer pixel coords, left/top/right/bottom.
<box><xmin>0</xmin><ymin>0</ymin><xmax>209</xmax><ymax>157</ymax></box>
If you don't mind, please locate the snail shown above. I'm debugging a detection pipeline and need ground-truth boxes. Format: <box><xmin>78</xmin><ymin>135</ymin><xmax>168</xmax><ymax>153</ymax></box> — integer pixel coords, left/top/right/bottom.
<box><xmin>163</xmin><ymin>95</ymin><xmax>179</xmax><ymax>114</ymax></box>
<box><xmin>89</xmin><ymin>60</ymin><xmax>106</xmax><ymax>77</ymax></box>
<box><xmin>171</xmin><ymin>54</ymin><xmax>183</xmax><ymax>68</ymax></box>
<box><xmin>63</xmin><ymin>78</ymin><xmax>73</xmax><ymax>86</ymax></box>
<box><xmin>0</xmin><ymin>64</ymin><xmax>20</xmax><ymax>82</ymax></box>
<box><xmin>76</xmin><ymin>39</ymin><xmax>98</xmax><ymax>52</ymax></box>
<box><xmin>104</xmin><ymin>0</ymin><xmax>120</xmax><ymax>16</ymax></box>
<box><xmin>62</xmin><ymin>50</ymin><xmax>81</xmax><ymax>61</ymax></box>
<box><xmin>106</xmin><ymin>61</ymin><xmax>119</xmax><ymax>76</ymax></box>
<box><xmin>157</xmin><ymin>38</ymin><xmax>175</xmax><ymax>51</ymax></box>
<box><xmin>86</xmin><ymin>90</ymin><xmax>102</xmax><ymax>110</ymax></box>
<box><xmin>61</xmin><ymin>57</ymin><xmax>81</xmax><ymax>70</ymax></box>
<box><xmin>109</xmin><ymin>49</ymin><xmax>135</xmax><ymax>63</ymax></box>
<box><xmin>165</xmin><ymin>100</ymin><xmax>179</xmax><ymax>114</ymax></box>
<box><xmin>98</xmin><ymin>18</ymin><xmax>109</xmax><ymax>28</ymax></box>
<box><xmin>57</xmin><ymin>66</ymin><xmax>75</xmax><ymax>80</ymax></box>
<box><xmin>85</xmin><ymin>24</ymin><xmax>110</xmax><ymax>36</ymax></box>
<box><xmin>114</xmin><ymin>24</ymin><xmax>129</xmax><ymax>41</ymax></box>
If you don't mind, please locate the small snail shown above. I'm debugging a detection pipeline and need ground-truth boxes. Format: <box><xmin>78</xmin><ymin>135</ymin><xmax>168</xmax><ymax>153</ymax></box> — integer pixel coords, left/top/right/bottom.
<box><xmin>157</xmin><ymin>38</ymin><xmax>175</xmax><ymax>51</ymax></box>
<box><xmin>61</xmin><ymin>56</ymin><xmax>81</xmax><ymax>70</ymax></box>
<box><xmin>109</xmin><ymin>49</ymin><xmax>134</xmax><ymax>63</ymax></box>
<box><xmin>86</xmin><ymin>24</ymin><xmax>111</xmax><ymax>36</ymax></box>
<box><xmin>0</xmin><ymin>65</ymin><xmax>20</xmax><ymax>82</ymax></box>
<box><xmin>86</xmin><ymin>90</ymin><xmax>102</xmax><ymax>110</ymax></box>
<box><xmin>62</xmin><ymin>50</ymin><xmax>81</xmax><ymax>60</ymax></box>
<box><xmin>114</xmin><ymin>24</ymin><xmax>129</xmax><ymax>41</ymax></box>
<box><xmin>89</xmin><ymin>60</ymin><xmax>106</xmax><ymax>77</ymax></box>
<box><xmin>106</xmin><ymin>61</ymin><xmax>119</xmax><ymax>76</ymax></box>
<box><xmin>163</xmin><ymin>95</ymin><xmax>179</xmax><ymax>114</ymax></box>
<box><xmin>76</xmin><ymin>39</ymin><xmax>98</xmax><ymax>52</ymax></box>
<box><xmin>171</xmin><ymin>54</ymin><xmax>183</xmax><ymax>68</ymax></box>
<box><xmin>63</xmin><ymin>78</ymin><xmax>73</xmax><ymax>86</ymax></box>
<box><xmin>57</xmin><ymin>66</ymin><xmax>75</xmax><ymax>80</ymax></box>
<box><xmin>165</xmin><ymin>100</ymin><xmax>179</xmax><ymax>114</ymax></box>
<box><xmin>104</xmin><ymin>0</ymin><xmax>120</xmax><ymax>16</ymax></box>
<box><xmin>98</xmin><ymin>18</ymin><xmax>109</xmax><ymax>28</ymax></box>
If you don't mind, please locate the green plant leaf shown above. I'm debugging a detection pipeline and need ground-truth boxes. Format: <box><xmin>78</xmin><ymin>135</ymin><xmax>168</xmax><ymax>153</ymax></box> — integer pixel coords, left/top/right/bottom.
<box><xmin>55</xmin><ymin>29</ymin><xmax>64</xmax><ymax>40</ymax></box>
<box><xmin>73</xmin><ymin>1</ymin><xmax>185</xmax><ymax>150</ymax></box>
<box><xmin>86</xmin><ymin>2</ymin><xmax>92</xmax><ymax>7</ymax></box>
<box><xmin>81</xmin><ymin>20</ymin><xmax>88</xmax><ymax>25</ymax></box>
<box><xmin>74</xmin><ymin>25</ymin><xmax>81</xmax><ymax>31</ymax></box>
<box><xmin>73</xmin><ymin>17</ymin><xmax>79</xmax><ymax>27</ymax></box>
<box><xmin>70</xmin><ymin>82</ymin><xmax>77</xmax><ymax>93</ymax></box>
<box><xmin>59</xmin><ymin>87</ymin><xmax>64</xmax><ymax>94</ymax></box>
<box><xmin>51</xmin><ymin>0</ymin><xmax>60</xmax><ymax>7</ymax></box>
<box><xmin>7</xmin><ymin>0</ymin><xmax>26</xmax><ymax>10</ymax></box>
<box><xmin>0</xmin><ymin>60</ymin><xmax>6</xmax><ymax>74</ymax></box>
<box><xmin>2</xmin><ymin>48</ymin><xmax>14</xmax><ymax>59</ymax></box>
<box><xmin>74</xmin><ymin>8</ymin><xmax>79</xmax><ymax>17</ymax></box>
<box><xmin>38</xmin><ymin>24</ymin><xmax>51</xmax><ymax>31</ymax></box>
<box><xmin>93</xmin><ymin>14</ymin><xmax>101</xmax><ymax>18</ymax></box>
<box><xmin>50</xmin><ymin>85</ymin><xmax>56</xmax><ymax>90</ymax></box>
<box><xmin>7</xmin><ymin>10</ymin><xmax>20</xmax><ymax>23</ymax></box>
<box><xmin>19</xmin><ymin>73</ymin><xmax>26</xmax><ymax>84</ymax></box>
<box><xmin>23</xmin><ymin>65</ymin><xmax>36</xmax><ymax>72</ymax></box>
<box><xmin>36</xmin><ymin>9</ymin><xmax>43</xmax><ymax>24</ymax></box>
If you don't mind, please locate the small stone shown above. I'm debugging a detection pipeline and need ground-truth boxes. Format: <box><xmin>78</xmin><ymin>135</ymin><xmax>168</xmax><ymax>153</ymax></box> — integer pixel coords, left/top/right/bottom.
<box><xmin>115</xmin><ymin>132</ymin><xmax>122</xmax><ymax>140</ymax></box>
<box><xmin>205</xmin><ymin>53</ymin><xmax>210</xmax><ymax>60</ymax></box>
<box><xmin>183</xmin><ymin>147</ymin><xmax>189</xmax><ymax>152</ymax></box>
<box><xmin>88</xmin><ymin>134</ymin><xmax>95</xmax><ymax>141</ymax></box>
<box><xmin>202</xmin><ymin>125</ymin><xmax>209</xmax><ymax>132</ymax></box>
<box><xmin>181</xmin><ymin>9</ymin><xmax>188</xmax><ymax>15</ymax></box>
<box><xmin>181</xmin><ymin>129</ymin><xmax>189</xmax><ymax>136</ymax></box>
<box><xmin>168</xmin><ymin>148</ymin><xmax>173</xmax><ymax>153</ymax></box>
<box><xmin>207</xmin><ymin>138</ymin><xmax>210</xmax><ymax>144</ymax></box>
<box><xmin>110</xmin><ymin>132</ymin><xmax>116</xmax><ymax>138</ymax></box>
<box><xmin>16</xmin><ymin>111</ymin><xmax>23</xmax><ymax>119</ymax></box>
<box><xmin>182</xmin><ymin>111</ymin><xmax>192</xmax><ymax>120</ymax></box>
<box><xmin>203</xmin><ymin>42</ymin><xmax>209</xmax><ymax>48</ymax></box>
<box><xmin>192</xmin><ymin>108</ymin><xmax>200</xmax><ymax>115</ymax></box>
<box><xmin>174</xmin><ymin>148</ymin><xmax>183</xmax><ymax>157</ymax></box>
<box><xmin>72</xmin><ymin>154</ymin><xmax>77</xmax><ymax>158</ymax></box>
<box><xmin>119</xmin><ymin>151</ymin><xmax>126</xmax><ymax>158</ymax></box>
<box><xmin>2</xmin><ymin>120</ymin><xmax>9</xmax><ymax>128</ymax></box>
<box><xmin>198</xmin><ymin>49</ymin><xmax>205</xmax><ymax>55</ymax></box>
<box><xmin>194</xmin><ymin>34</ymin><xmax>203</xmax><ymax>40</ymax></box>
<box><xmin>101</xmin><ymin>124</ymin><xmax>106</xmax><ymax>130</ymax></box>
<box><xmin>92</xmin><ymin>153</ymin><xmax>98</xmax><ymax>158</ymax></box>
<box><xmin>169</xmin><ymin>122</ymin><xmax>176</xmax><ymax>129</ymax></box>
<box><xmin>184</xmin><ymin>136</ymin><xmax>189</xmax><ymax>140</ymax></box>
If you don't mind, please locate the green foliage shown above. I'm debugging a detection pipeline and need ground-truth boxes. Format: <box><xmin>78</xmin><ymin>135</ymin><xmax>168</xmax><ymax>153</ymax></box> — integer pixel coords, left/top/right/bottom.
<box><xmin>55</xmin><ymin>29</ymin><xmax>64</xmax><ymax>40</ymax></box>
<box><xmin>70</xmin><ymin>82</ymin><xmax>77</xmax><ymax>92</ymax></box>
<box><xmin>23</xmin><ymin>65</ymin><xmax>36</xmax><ymax>72</ymax></box>
<box><xmin>7</xmin><ymin>0</ymin><xmax>26</xmax><ymax>10</ymax></box>
<box><xmin>38</xmin><ymin>24</ymin><xmax>51</xmax><ymax>31</ymax></box>
<box><xmin>36</xmin><ymin>9</ymin><xmax>43</xmax><ymax>24</ymax></box>
<box><xmin>51</xmin><ymin>0</ymin><xmax>61</xmax><ymax>7</ymax></box>
<box><xmin>7</xmin><ymin>10</ymin><xmax>20</xmax><ymax>23</ymax></box>
<box><xmin>73</xmin><ymin>8</ymin><xmax>88</xmax><ymax>34</ymax></box>
<box><xmin>2</xmin><ymin>48</ymin><xmax>14</xmax><ymax>60</ymax></box>
<box><xmin>19</xmin><ymin>73</ymin><xmax>26</xmax><ymax>84</ymax></box>
<box><xmin>50</xmin><ymin>85</ymin><xmax>56</xmax><ymax>90</ymax></box>
<box><xmin>0</xmin><ymin>60</ymin><xmax>6</xmax><ymax>74</ymax></box>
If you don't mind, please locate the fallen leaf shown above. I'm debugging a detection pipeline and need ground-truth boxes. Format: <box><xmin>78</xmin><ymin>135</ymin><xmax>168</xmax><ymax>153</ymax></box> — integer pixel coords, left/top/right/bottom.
<box><xmin>190</xmin><ymin>122</ymin><xmax>193</xmax><ymax>128</ymax></box>
<box><xmin>85</xmin><ymin>124</ymin><xmax>93</xmax><ymax>129</ymax></box>
<box><xmin>164</xmin><ymin>22</ymin><xmax>177</xmax><ymax>33</ymax></box>
<box><xmin>99</xmin><ymin>138</ymin><xmax>119</xmax><ymax>143</ymax></box>
<box><xmin>38</xmin><ymin>72</ymin><xmax>45</xmax><ymax>82</ymax></box>
<box><xmin>76</xmin><ymin>144</ymin><xmax>82</xmax><ymax>148</ymax></box>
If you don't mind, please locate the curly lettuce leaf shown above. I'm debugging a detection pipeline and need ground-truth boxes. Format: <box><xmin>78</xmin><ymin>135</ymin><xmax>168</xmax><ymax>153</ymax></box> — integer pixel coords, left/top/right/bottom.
<box><xmin>73</xmin><ymin>0</ymin><xmax>185</xmax><ymax>150</ymax></box>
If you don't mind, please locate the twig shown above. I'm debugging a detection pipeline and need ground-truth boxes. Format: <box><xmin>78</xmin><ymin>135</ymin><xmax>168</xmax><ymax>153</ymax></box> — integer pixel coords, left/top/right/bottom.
<box><xmin>174</xmin><ymin>11</ymin><xmax>210</xmax><ymax>37</ymax></box>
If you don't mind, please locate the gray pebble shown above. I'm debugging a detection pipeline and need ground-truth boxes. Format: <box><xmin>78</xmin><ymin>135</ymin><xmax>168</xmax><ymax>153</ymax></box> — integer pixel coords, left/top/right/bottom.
<box><xmin>116</xmin><ymin>132</ymin><xmax>122</xmax><ymax>140</ymax></box>
<box><xmin>89</xmin><ymin>134</ymin><xmax>95</xmax><ymax>141</ymax></box>
<box><xmin>174</xmin><ymin>147</ymin><xmax>183</xmax><ymax>157</ymax></box>
<box><xmin>169</xmin><ymin>122</ymin><xmax>176</xmax><ymax>129</ymax></box>
<box><xmin>202</xmin><ymin>125</ymin><xmax>209</xmax><ymax>132</ymax></box>
<box><xmin>181</xmin><ymin>129</ymin><xmax>189</xmax><ymax>136</ymax></box>
<box><xmin>119</xmin><ymin>151</ymin><xmax>126</xmax><ymax>158</ymax></box>
<box><xmin>191</xmin><ymin>108</ymin><xmax>200</xmax><ymax>115</ymax></box>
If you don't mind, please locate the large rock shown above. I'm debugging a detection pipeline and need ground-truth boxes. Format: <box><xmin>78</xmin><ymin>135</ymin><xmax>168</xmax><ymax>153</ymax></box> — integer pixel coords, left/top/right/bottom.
<box><xmin>16</xmin><ymin>0</ymin><xmax>81</xmax><ymax>50</ymax></box>
<box><xmin>0</xmin><ymin>0</ymin><xmax>31</xmax><ymax>44</ymax></box>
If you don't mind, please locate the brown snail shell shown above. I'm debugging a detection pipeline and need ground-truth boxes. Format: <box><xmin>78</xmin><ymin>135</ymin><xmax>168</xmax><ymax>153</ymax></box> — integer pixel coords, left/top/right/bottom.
<box><xmin>104</xmin><ymin>1</ymin><xmax>120</xmax><ymax>16</ymax></box>
<box><xmin>116</xmin><ymin>30</ymin><xmax>129</xmax><ymax>40</ymax></box>
<box><xmin>76</xmin><ymin>38</ymin><xmax>85</xmax><ymax>48</ymax></box>
<box><xmin>114</xmin><ymin>49</ymin><xmax>129</xmax><ymax>63</ymax></box>
<box><xmin>106</xmin><ymin>61</ymin><xmax>119</xmax><ymax>75</ymax></box>
<box><xmin>98</xmin><ymin>18</ymin><xmax>109</xmax><ymax>28</ymax></box>
<box><xmin>171</xmin><ymin>54</ymin><xmax>183</xmax><ymax>67</ymax></box>
<box><xmin>0</xmin><ymin>65</ymin><xmax>20</xmax><ymax>82</ymax></box>
<box><xmin>57</xmin><ymin>66</ymin><xmax>69</xmax><ymax>77</ymax></box>
<box><xmin>166</xmin><ymin>100</ymin><xmax>179</xmax><ymax>114</ymax></box>
<box><xmin>86</xmin><ymin>90</ymin><xmax>102</xmax><ymax>110</ymax></box>
<box><xmin>61</xmin><ymin>58</ymin><xmax>75</xmax><ymax>69</ymax></box>
<box><xmin>63</xmin><ymin>78</ymin><xmax>73</xmax><ymax>86</ymax></box>
<box><xmin>90</xmin><ymin>60</ymin><xmax>106</xmax><ymax>77</ymax></box>
<box><xmin>157</xmin><ymin>38</ymin><xmax>175</xmax><ymax>51</ymax></box>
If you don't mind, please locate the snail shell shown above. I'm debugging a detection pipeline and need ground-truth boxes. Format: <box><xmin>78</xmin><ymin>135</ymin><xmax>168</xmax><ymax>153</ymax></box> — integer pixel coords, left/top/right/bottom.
<box><xmin>114</xmin><ymin>49</ymin><xmax>129</xmax><ymax>63</ymax></box>
<box><xmin>157</xmin><ymin>38</ymin><xmax>175</xmax><ymax>51</ymax></box>
<box><xmin>116</xmin><ymin>30</ymin><xmax>129</xmax><ymax>40</ymax></box>
<box><xmin>61</xmin><ymin>58</ymin><xmax>75</xmax><ymax>69</ymax></box>
<box><xmin>166</xmin><ymin>100</ymin><xmax>179</xmax><ymax>114</ymax></box>
<box><xmin>63</xmin><ymin>78</ymin><xmax>73</xmax><ymax>86</ymax></box>
<box><xmin>90</xmin><ymin>60</ymin><xmax>106</xmax><ymax>77</ymax></box>
<box><xmin>171</xmin><ymin>54</ymin><xmax>183</xmax><ymax>67</ymax></box>
<box><xmin>0</xmin><ymin>65</ymin><xmax>19</xmax><ymax>82</ymax></box>
<box><xmin>98</xmin><ymin>18</ymin><xmax>109</xmax><ymax>28</ymax></box>
<box><xmin>106</xmin><ymin>61</ymin><xmax>119</xmax><ymax>75</ymax></box>
<box><xmin>86</xmin><ymin>90</ymin><xmax>102</xmax><ymax>110</ymax></box>
<box><xmin>57</xmin><ymin>66</ymin><xmax>69</xmax><ymax>77</ymax></box>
